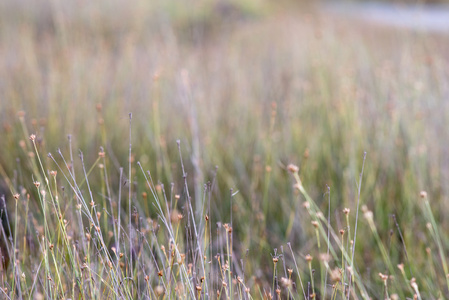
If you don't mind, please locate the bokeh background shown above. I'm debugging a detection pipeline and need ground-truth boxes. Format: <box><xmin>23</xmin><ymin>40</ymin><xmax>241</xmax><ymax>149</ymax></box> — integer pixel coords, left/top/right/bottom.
<box><xmin>1</xmin><ymin>0</ymin><xmax>449</xmax><ymax>298</ymax></box>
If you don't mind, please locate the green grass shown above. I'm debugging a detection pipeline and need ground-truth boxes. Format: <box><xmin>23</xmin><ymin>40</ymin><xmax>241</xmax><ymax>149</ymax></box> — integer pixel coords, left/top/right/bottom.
<box><xmin>1</xmin><ymin>0</ymin><xmax>449</xmax><ymax>298</ymax></box>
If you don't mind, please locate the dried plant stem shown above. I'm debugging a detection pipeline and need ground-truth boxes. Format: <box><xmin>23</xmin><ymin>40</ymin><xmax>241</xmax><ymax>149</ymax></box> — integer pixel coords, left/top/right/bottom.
<box><xmin>348</xmin><ymin>152</ymin><xmax>366</xmax><ymax>299</ymax></box>
<box><xmin>128</xmin><ymin>113</ymin><xmax>133</xmax><ymax>279</ymax></box>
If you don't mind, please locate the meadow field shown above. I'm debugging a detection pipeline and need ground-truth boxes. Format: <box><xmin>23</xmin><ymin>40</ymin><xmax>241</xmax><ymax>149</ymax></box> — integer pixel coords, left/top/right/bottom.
<box><xmin>1</xmin><ymin>0</ymin><xmax>449</xmax><ymax>299</ymax></box>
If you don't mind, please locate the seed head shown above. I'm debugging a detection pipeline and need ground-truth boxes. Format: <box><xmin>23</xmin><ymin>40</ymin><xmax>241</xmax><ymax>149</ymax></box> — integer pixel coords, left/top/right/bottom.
<box><xmin>329</xmin><ymin>268</ymin><xmax>341</xmax><ymax>283</ymax></box>
<box><xmin>281</xmin><ymin>277</ymin><xmax>292</xmax><ymax>287</ymax></box>
<box><xmin>178</xmin><ymin>253</ymin><xmax>185</xmax><ymax>264</ymax></box>
<box><xmin>29</xmin><ymin>134</ymin><xmax>36</xmax><ymax>142</ymax></box>
<box><xmin>305</xmin><ymin>254</ymin><xmax>313</xmax><ymax>262</ymax></box>
<box><xmin>319</xmin><ymin>253</ymin><xmax>331</xmax><ymax>263</ymax></box>
<box><xmin>410</xmin><ymin>277</ymin><xmax>419</xmax><ymax>292</ymax></box>
<box><xmin>287</xmin><ymin>164</ymin><xmax>299</xmax><ymax>173</ymax></box>
<box><xmin>153</xmin><ymin>71</ymin><xmax>161</xmax><ymax>81</ymax></box>
<box><xmin>378</xmin><ymin>272</ymin><xmax>388</xmax><ymax>282</ymax></box>
<box><xmin>304</xmin><ymin>148</ymin><xmax>310</xmax><ymax>158</ymax></box>
<box><xmin>154</xmin><ymin>285</ymin><xmax>164</xmax><ymax>296</ymax></box>
<box><xmin>363</xmin><ymin>206</ymin><xmax>373</xmax><ymax>220</ymax></box>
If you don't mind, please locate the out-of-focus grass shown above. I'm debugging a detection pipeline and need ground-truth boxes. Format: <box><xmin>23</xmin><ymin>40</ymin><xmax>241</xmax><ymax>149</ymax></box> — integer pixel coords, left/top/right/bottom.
<box><xmin>1</xmin><ymin>0</ymin><xmax>449</xmax><ymax>298</ymax></box>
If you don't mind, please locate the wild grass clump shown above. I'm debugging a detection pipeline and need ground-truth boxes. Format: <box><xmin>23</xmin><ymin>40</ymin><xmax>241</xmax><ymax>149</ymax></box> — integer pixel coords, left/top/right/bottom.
<box><xmin>0</xmin><ymin>117</ymin><xmax>448</xmax><ymax>299</ymax></box>
<box><xmin>1</xmin><ymin>0</ymin><xmax>449</xmax><ymax>299</ymax></box>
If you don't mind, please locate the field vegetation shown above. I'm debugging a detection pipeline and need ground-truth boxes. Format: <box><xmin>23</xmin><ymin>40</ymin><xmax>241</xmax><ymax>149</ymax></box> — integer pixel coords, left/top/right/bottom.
<box><xmin>1</xmin><ymin>0</ymin><xmax>449</xmax><ymax>299</ymax></box>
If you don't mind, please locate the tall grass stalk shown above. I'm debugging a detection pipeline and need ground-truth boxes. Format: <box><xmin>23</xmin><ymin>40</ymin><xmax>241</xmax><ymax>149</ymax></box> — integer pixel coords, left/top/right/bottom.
<box><xmin>420</xmin><ymin>191</ymin><xmax>449</xmax><ymax>291</ymax></box>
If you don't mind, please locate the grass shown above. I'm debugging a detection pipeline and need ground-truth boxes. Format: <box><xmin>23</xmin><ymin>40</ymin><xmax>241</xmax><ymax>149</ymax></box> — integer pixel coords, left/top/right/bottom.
<box><xmin>1</xmin><ymin>0</ymin><xmax>449</xmax><ymax>298</ymax></box>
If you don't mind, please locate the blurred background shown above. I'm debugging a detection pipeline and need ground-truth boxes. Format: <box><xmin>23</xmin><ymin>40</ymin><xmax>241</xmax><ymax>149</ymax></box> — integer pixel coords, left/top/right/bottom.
<box><xmin>1</xmin><ymin>0</ymin><xmax>449</xmax><ymax>297</ymax></box>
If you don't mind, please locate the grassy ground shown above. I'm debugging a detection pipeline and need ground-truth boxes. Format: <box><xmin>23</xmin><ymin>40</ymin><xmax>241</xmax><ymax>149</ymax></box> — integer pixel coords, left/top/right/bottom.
<box><xmin>1</xmin><ymin>0</ymin><xmax>449</xmax><ymax>299</ymax></box>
